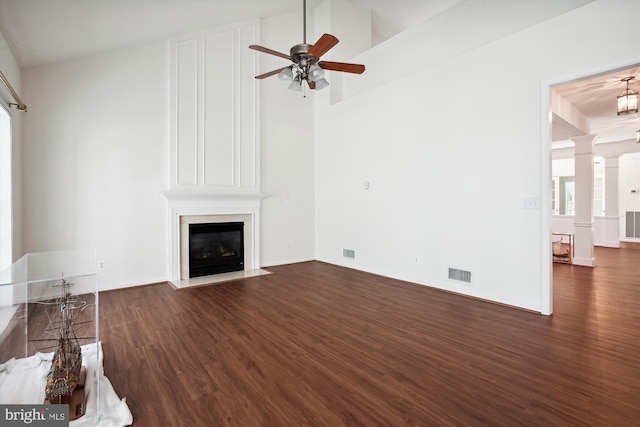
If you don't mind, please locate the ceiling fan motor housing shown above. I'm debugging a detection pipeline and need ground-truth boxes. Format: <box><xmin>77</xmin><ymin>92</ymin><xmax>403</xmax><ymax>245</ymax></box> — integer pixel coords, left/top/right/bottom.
<box><xmin>290</xmin><ymin>43</ymin><xmax>316</xmax><ymax>79</ymax></box>
<box><xmin>291</xmin><ymin>44</ymin><xmax>316</xmax><ymax>63</ymax></box>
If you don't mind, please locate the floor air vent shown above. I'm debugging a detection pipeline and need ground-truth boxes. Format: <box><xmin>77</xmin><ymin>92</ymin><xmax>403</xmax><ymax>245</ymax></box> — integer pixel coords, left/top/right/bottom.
<box><xmin>448</xmin><ymin>267</ymin><xmax>472</xmax><ymax>284</ymax></box>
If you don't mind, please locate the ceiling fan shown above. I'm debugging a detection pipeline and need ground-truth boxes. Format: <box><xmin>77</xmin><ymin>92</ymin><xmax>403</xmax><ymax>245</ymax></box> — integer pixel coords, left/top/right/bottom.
<box><xmin>248</xmin><ymin>0</ymin><xmax>365</xmax><ymax>92</ymax></box>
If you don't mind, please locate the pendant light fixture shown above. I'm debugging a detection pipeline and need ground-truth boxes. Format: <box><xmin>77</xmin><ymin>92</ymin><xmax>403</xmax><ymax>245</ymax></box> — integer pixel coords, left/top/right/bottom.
<box><xmin>617</xmin><ymin>76</ymin><xmax>638</xmax><ymax>115</ymax></box>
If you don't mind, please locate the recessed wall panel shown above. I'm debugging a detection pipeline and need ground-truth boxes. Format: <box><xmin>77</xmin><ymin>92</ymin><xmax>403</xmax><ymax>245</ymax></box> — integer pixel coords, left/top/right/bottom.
<box><xmin>170</xmin><ymin>21</ymin><xmax>259</xmax><ymax>192</ymax></box>
<box><xmin>239</xmin><ymin>25</ymin><xmax>257</xmax><ymax>188</ymax></box>
<box><xmin>176</xmin><ymin>39</ymin><xmax>198</xmax><ymax>186</ymax></box>
<box><xmin>203</xmin><ymin>31</ymin><xmax>235</xmax><ymax>187</ymax></box>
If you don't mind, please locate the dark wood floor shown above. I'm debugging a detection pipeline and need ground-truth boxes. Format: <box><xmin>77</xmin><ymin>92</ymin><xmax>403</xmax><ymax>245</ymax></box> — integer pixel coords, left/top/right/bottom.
<box><xmin>94</xmin><ymin>243</ymin><xmax>640</xmax><ymax>426</ymax></box>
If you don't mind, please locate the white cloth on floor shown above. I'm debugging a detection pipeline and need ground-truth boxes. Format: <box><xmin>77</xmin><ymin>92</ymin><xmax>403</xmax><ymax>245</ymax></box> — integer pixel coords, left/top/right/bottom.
<box><xmin>0</xmin><ymin>342</ymin><xmax>133</xmax><ymax>427</ymax></box>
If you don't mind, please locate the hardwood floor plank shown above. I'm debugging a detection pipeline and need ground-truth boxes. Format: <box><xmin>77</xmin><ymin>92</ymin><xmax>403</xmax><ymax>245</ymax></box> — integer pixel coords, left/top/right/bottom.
<box><xmin>4</xmin><ymin>244</ymin><xmax>637</xmax><ymax>425</ymax></box>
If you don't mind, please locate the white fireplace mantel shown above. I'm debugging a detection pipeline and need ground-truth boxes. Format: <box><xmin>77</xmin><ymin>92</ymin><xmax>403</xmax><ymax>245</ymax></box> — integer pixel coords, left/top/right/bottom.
<box><xmin>161</xmin><ymin>191</ymin><xmax>267</xmax><ymax>285</ymax></box>
<box><xmin>161</xmin><ymin>192</ymin><xmax>266</xmax><ymax>204</ymax></box>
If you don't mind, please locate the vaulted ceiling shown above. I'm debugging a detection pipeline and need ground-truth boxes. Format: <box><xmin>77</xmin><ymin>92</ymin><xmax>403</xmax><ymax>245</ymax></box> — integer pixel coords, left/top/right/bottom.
<box><xmin>0</xmin><ymin>0</ymin><xmax>460</xmax><ymax>68</ymax></box>
<box><xmin>0</xmin><ymin>0</ymin><xmax>638</xmax><ymax>145</ymax></box>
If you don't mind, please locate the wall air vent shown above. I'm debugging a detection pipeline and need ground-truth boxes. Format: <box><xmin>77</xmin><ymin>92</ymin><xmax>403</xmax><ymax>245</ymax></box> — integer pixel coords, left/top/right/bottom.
<box><xmin>448</xmin><ymin>267</ymin><xmax>472</xmax><ymax>284</ymax></box>
<box><xmin>343</xmin><ymin>249</ymin><xmax>355</xmax><ymax>259</ymax></box>
<box><xmin>626</xmin><ymin>211</ymin><xmax>640</xmax><ymax>238</ymax></box>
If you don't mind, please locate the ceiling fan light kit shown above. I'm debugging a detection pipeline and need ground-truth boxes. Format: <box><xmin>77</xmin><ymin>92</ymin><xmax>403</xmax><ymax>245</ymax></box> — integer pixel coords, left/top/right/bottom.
<box><xmin>277</xmin><ymin>67</ymin><xmax>294</xmax><ymax>83</ymax></box>
<box><xmin>249</xmin><ymin>0</ymin><xmax>365</xmax><ymax>95</ymax></box>
<box><xmin>617</xmin><ymin>76</ymin><xmax>638</xmax><ymax>115</ymax></box>
<box><xmin>289</xmin><ymin>77</ymin><xmax>303</xmax><ymax>92</ymax></box>
<box><xmin>314</xmin><ymin>78</ymin><xmax>330</xmax><ymax>90</ymax></box>
<box><xmin>308</xmin><ymin>64</ymin><xmax>325</xmax><ymax>82</ymax></box>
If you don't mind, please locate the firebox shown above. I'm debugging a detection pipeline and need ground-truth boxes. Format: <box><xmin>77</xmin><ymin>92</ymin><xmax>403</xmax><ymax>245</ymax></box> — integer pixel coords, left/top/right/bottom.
<box><xmin>188</xmin><ymin>222</ymin><xmax>244</xmax><ymax>278</ymax></box>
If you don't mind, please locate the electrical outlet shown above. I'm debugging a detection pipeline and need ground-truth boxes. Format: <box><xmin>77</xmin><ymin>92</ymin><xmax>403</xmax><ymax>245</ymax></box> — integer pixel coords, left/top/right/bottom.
<box><xmin>98</xmin><ymin>260</ymin><xmax>106</xmax><ymax>270</ymax></box>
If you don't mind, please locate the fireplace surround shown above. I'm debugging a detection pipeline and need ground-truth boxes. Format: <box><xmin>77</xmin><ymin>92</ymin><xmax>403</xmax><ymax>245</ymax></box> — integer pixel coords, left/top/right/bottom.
<box><xmin>162</xmin><ymin>192</ymin><xmax>264</xmax><ymax>287</ymax></box>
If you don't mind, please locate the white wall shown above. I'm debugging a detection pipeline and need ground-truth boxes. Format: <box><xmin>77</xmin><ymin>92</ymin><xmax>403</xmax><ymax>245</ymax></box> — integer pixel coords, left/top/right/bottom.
<box><xmin>620</xmin><ymin>152</ymin><xmax>640</xmax><ymax>214</ymax></box>
<box><xmin>258</xmin><ymin>11</ymin><xmax>316</xmax><ymax>266</ymax></box>
<box><xmin>12</xmin><ymin>0</ymin><xmax>639</xmax><ymax>306</ymax></box>
<box><xmin>620</xmin><ymin>152</ymin><xmax>640</xmax><ymax>240</ymax></box>
<box><xmin>19</xmin><ymin>13</ymin><xmax>317</xmax><ymax>287</ymax></box>
<box><xmin>314</xmin><ymin>0</ymin><xmax>640</xmax><ymax>312</ymax></box>
<box><xmin>553</xmin><ymin>158</ymin><xmax>575</xmax><ymax>177</ymax></box>
<box><xmin>22</xmin><ymin>42</ymin><xmax>170</xmax><ymax>290</ymax></box>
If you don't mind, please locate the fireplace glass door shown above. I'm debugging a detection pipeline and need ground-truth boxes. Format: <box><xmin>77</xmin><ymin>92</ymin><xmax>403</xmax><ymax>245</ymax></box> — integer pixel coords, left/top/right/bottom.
<box><xmin>188</xmin><ymin>222</ymin><xmax>244</xmax><ymax>277</ymax></box>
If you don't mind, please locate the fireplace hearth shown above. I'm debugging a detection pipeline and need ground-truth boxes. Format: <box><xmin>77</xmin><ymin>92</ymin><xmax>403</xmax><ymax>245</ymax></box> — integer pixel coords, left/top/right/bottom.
<box><xmin>189</xmin><ymin>222</ymin><xmax>244</xmax><ymax>278</ymax></box>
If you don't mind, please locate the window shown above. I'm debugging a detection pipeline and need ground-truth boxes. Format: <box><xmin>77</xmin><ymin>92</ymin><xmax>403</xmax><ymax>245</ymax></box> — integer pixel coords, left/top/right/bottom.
<box><xmin>0</xmin><ymin>104</ymin><xmax>11</xmax><ymax>270</ymax></box>
<box><xmin>559</xmin><ymin>176</ymin><xmax>575</xmax><ymax>216</ymax></box>
<box><xmin>551</xmin><ymin>157</ymin><xmax>605</xmax><ymax>216</ymax></box>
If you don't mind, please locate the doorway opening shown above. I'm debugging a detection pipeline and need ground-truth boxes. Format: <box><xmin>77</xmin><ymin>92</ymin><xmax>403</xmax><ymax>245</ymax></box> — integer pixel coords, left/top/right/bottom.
<box><xmin>544</xmin><ymin>61</ymin><xmax>640</xmax><ymax>314</ymax></box>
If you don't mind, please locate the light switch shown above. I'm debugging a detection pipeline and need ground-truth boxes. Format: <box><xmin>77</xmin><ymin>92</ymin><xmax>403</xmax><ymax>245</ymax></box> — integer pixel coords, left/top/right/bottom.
<box><xmin>521</xmin><ymin>198</ymin><xmax>539</xmax><ymax>209</ymax></box>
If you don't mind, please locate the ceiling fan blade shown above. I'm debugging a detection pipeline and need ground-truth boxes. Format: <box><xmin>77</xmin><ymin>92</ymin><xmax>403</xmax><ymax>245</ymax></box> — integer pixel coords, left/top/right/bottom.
<box><xmin>307</xmin><ymin>33</ymin><xmax>339</xmax><ymax>59</ymax></box>
<box><xmin>249</xmin><ymin>45</ymin><xmax>290</xmax><ymax>60</ymax></box>
<box><xmin>308</xmin><ymin>81</ymin><xmax>316</xmax><ymax>90</ymax></box>
<box><xmin>255</xmin><ymin>68</ymin><xmax>287</xmax><ymax>79</ymax></box>
<box><xmin>319</xmin><ymin>61</ymin><xmax>365</xmax><ymax>74</ymax></box>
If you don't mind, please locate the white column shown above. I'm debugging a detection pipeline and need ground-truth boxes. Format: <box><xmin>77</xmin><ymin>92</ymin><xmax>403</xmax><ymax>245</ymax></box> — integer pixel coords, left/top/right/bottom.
<box><xmin>601</xmin><ymin>155</ymin><xmax>621</xmax><ymax>247</ymax></box>
<box><xmin>571</xmin><ymin>135</ymin><xmax>596</xmax><ymax>267</ymax></box>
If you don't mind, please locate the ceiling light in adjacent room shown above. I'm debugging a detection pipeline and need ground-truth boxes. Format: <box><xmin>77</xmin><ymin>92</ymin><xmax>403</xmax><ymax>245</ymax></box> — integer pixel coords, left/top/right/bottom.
<box><xmin>617</xmin><ymin>76</ymin><xmax>638</xmax><ymax>115</ymax></box>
